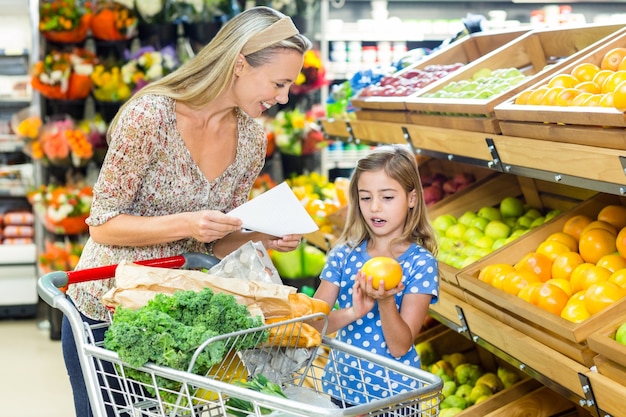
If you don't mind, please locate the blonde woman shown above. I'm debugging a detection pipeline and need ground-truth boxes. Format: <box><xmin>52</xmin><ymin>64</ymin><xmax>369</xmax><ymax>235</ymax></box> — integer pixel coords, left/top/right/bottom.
<box><xmin>63</xmin><ymin>7</ymin><xmax>311</xmax><ymax>417</ymax></box>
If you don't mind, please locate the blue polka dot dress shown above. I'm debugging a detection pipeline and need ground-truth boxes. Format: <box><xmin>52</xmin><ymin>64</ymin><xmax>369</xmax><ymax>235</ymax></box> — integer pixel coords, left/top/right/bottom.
<box><xmin>319</xmin><ymin>240</ymin><xmax>439</xmax><ymax>405</ymax></box>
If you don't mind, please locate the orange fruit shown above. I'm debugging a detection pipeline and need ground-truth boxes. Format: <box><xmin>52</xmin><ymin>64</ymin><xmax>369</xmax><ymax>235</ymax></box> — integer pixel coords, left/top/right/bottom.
<box><xmin>570</xmin><ymin>262</ymin><xmax>599</xmax><ymax>293</ymax></box>
<box><xmin>574</xmin><ymin>263</ymin><xmax>613</xmax><ymax>293</ymax></box>
<box><xmin>592</xmin><ymin>69</ymin><xmax>614</xmax><ymax>89</ymax></box>
<box><xmin>570</xmin><ymin>92</ymin><xmax>593</xmax><ymax>107</ymax></box>
<box><xmin>478</xmin><ymin>263</ymin><xmax>515</xmax><ymax>286</ymax></box>
<box><xmin>528</xmin><ymin>282</ymin><xmax>570</xmax><ymax>315</ymax></box>
<box><xmin>526</xmin><ymin>87</ymin><xmax>549</xmax><ymax>105</ymax></box>
<box><xmin>601</xmin><ymin>48</ymin><xmax>626</xmax><ymax>71</ymax></box>
<box><xmin>514</xmin><ymin>89</ymin><xmax>533</xmax><ymax>105</ymax></box>
<box><xmin>551</xmin><ymin>251</ymin><xmax>585</xmax><ymax>281</ymax></box>
<box><xmin>548</xmin><ymin>73</ymin><xmax>579</xmax><ymax>89</ymax></box>
<box><xmin>560</xmin><ymin>295</ymin><xmax>591</xmax><ymax>323</ymax></box>
<box><xmin>518</xmin><ymin>281</ymin><xmax>542</xmax><ymax>302</ymax></box>
<box><xmin>546</xmin><ymin>232</ymin><xmax>578</xmax><ymax>252</ymax></box>
<box><xmin>562</xmin><ymin>214</ymin><xmax>593</xmax><ymax>241</ymax></box>
<box><xmin>545</xmin><ymin>278</ymin><xmax>573</xmax><ymax>297</ymax></box>
<box><xmin>618</xmin><ymin>56</ymin><xmax>626</xmax><ymax>71</ymax></box>
<box><xmin>578</xmin><ymin>228</ymin><xmax>618</xmax><ymax>264</ymax></box>
<box><xmin>597</xmin><ymin>205</ymin><xmax>626</xmax><ymax>230</ymax></box>
<box><xmin>609</xmin><ymin>268</ymin><xmax>626</xmax><ymax>289</ymax></box>
<box><xmin>581</xmin><ymin>220</ymin><xmax>617</xmax><ymax>236</ymax></box>
<box><xmin>574</xmin><ymin>81</ymin><xmax>601</xmax><ymax>94</ymax></box>
<box><xmin>571</xmin><ymin>62</ymin><xmax>600</xmax><ymax>83</ymax></box>
<box><xmin>582</xmin><ymin>94</ymin><xmax>603</xmax><ymax>107</ymax></box>
<box><xmin>541</xmin><ymin>86</ymin><xmax>564</xmax><ymax>106</ymax></box>
<box><xmin>501</xmin><ymin>269</ymin><xmax>542</xmax><ymax>296</ymax></box>
<box><xmin>596</xmin><ymin>253</ymin><xmax>626</xmax><ymax>273</ymax></box>
<box><xmin>536</xmin><ymin>239</ymin><xmax>572</xmax><ymax>262</ymax></box>
<box><xmin>602</xmin><ymin>70</ymin><xmax>626</xmax><ymax>93</ymax></box>
<box><xmin>617</xmin><ymin>227</ymin><xmax>626</xmax><ymax>258</ymax></box>
<box><xmin>514</xmin><ymin>251</ymin><xmax>553</xmax><ymax>282</ymax></box>
<box><xmin>584</xmin><ymin>281</ymin><xmax>626</xmax><ymax>315</ymax></box>
<box><xmin>613</xmin><ymin>80</ymin><xmax>626</xmax><ymax>112</ymax></box>
<box><xmin>554</xmin><ymin>88</ymin><xmax>581</xmax><ymax>106</ymax></box>
<box><xmin>599</xmin><ymin>93</ymin><xmax>615</xmax><ymax>107</ymax></box>
<box><xmin>361</xmin><ymin>257</ymin><xmax>403</xmax><ymax>290</ymax></box>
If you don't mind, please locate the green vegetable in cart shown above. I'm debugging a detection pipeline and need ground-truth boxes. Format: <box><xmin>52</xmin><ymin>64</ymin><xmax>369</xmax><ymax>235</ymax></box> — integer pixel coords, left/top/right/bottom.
<box><xmin>226</xmin><ymin>373</ymin><xmax>288</xmax><ymax>417</ymax></box>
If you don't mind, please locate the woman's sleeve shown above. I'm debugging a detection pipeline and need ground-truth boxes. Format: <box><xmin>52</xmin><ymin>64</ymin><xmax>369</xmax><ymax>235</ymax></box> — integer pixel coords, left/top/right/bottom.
<box><xmin>86</xmin><ymin>99</ymin><xmax>160</xmax><ymax>226</ymax></box>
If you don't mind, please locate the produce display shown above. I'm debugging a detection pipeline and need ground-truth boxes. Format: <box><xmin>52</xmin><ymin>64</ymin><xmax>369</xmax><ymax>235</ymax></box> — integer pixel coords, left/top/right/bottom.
<box><xmin>356</xmin><ymin>63</ymin><xmax>465</xmax><ymax>98</ymax></box>
<box><xmin>422</xmin><ymin>67</ymin><xmax>529</xmax><ymax>100</ymax></box>
<box><xmin>615</xmin><ymin>321</ymin><xmax>626</xmax><ymax>346</ymax></box>
<box><xmin>432</xmin><ymin>196</ymin><xmax>562</xmax><ymax>269</ymax></box>
<box><xmin>415</xmin><ymin>337</ymin><xmax>521</xmax><ymax>416</ymax></box>
<box><xmin>474</xmin><ymin>204</ymin><xmax>626</xmax><ymax>322</ymax></box>
<box><xmin>513</xmin><ymin>47</ymin><xmax>626</xmax><ymax>110</ymax></box>
<box><xmin>422</xmin><ymin>171</ymin><xmax>476</xmax><ymax>207</ymax></box>
<box><xmin>269</xmin><ymin>241</ymin><xmax>327</xmax><ymax>280</ymax></box>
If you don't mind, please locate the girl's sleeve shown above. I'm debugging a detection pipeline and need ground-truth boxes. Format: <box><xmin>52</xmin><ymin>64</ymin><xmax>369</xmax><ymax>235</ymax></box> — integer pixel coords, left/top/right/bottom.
<box><xmin>405</xmin><ymin>250</ymin><xmax>439</xmax><ymax>304</ymax></box>
<box><xmin>86</xmin><ymin>99</ymin><xmax>160</xmax><ymax>226</ymax></box>
<box><xmin>319</xmin><ymin>246</ymin><xmax>346</xmax><ymax>287</ymax></box>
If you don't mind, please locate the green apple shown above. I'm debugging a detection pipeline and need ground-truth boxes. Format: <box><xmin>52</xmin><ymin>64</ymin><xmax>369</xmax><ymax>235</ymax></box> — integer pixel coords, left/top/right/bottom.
<box><xmin>461</xmin><ymin>255</ymin><xmax>482</xmax><ymax>268</ymax></box>
<box><xmin>545</xmin><ymin>209</ymin><xmax>563</xmax><ymax>221</ymax></box>
<box><xmin>468</xmin><ymin>216</ymin><xmax>490</xmax><ymax>231</ymax></box>
<box><xmin>502</xmin><ymin>216</ymin><xmax>518</xmax><ymax>228</ymax></box>
<box><xmin>270</xmin><ymin>249</ymin><xmax>302</xmax><ymax>279</ymax></box>
<box><xmin>615</xmin><ymin>322</ymin><xmax>626</xmax><ymax>345</ymax></box>
<box><xmin>516</xmin><ymin>215</ymin><xmax>533</xmax><ymax>229</ymax></box>
<box><xmin>524</xmin><ymin>208</ymin><xmax>543</xmax><ymax>220</ymax></box>
<box><xmin>446</xmin><ymin>223</ymin><xmax>468</xmax><ymax>240</ymax></box>
<box><xmin>499</xmin><ymin>196</ymin><xmax>524</xmax><ymax>218</ymax></box>
<box><xmin>477</xmin><ymin>206</ymin><xmax>501</xmax><ymax>221</ymax></box>
<box><xmin>473</xmin><ymin>235</ymin><xmax>495</xmax><ymax>250</ymax></box>
<box><xmin>484</xmin><ymin>220</ymin><xmax>511</xmax><ymax>240</ymax></box>
<box><xmin>302</xmin><ymin>245</ymin><xmax>327</xmax><ymax>277</ymax></box>
<box><xmin>475</xmin><ymin>247</ymin><xmax>493</xmax><ymax>257</ymax></box>
<box><xmin>457</xmin><ymin>211</ymin><xmax>478</xmax><ymax>226</ymax></box>
<box><xmin>472</xmin><ymin>68</ymin><xmax>492</xmax><ymax>81</ymax></box>
<box><xmin>433</xmin><ymin>214</ymin><xmax>457</xmax><ymax>232</ymax></box>
<box><xmin>462</xmin><ymin>226</ymin><xmax>484</xmax><ymax>243</ymax></box>
<box><xmin>530</xmin><ymin>216</ymin><xmax>546</xmax><ymax>228</ymax></box>
<box><xmin>491</xmin><ymin>238</ymin><xmax>508</xmax><ymax>251</ymax></box>
<box><xmin>510</xmin><ymin>228</ymin><xmax>529</xmax><ymax>238</ymax></box>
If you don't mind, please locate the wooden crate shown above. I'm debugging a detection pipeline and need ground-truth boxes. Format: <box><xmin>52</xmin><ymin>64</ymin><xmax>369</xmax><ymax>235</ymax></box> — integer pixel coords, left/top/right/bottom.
<box><xmin>457</xmin><ymin>193</ymin><xmax>626</xmax><ymax>366</ymax></box>
<box><xmin>481</xmin><ymin>386</ymin><xmax>578</xmax><ymax>417</ymax></box>
<box><xmin>587</xmin><ymin>315</ymin><xmax>626</xmax><ymax>370</ymax></box>
<box><xmin>427</xmin><ymin>173</ymin><xmax>592</xmax><ymax>287</ymax></box>
<box><xmin>585</xmin><ymin>370</ymin><xmax>626</xmax><ymax>417</ymax></box>
<box><xmin>351</xmin><ymin>27</ymin><xmax>530</xmax><ymax>112</ymax></box>
<box><xmin>403</xmin><ymin>23</ymin><xmax>625</xmax><ymax>133</ymax></box>
<box><xmin>415</xmin><ymin>327</ymin><xmax>541</xmax><ymax>417</ymax></box>
<box><xmin>495</xmin><ymin>28</ymin><xmax>626</xmax><ymax>150</ymax></box>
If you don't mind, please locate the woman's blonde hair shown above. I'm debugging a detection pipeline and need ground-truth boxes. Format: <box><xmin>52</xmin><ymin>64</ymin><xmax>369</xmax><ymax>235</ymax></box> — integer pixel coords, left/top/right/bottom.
<box><xmin>108</xmin><ymin>6</ymin><xmax>311</xmax><ymax>133</ymax></box>
<box><xmin>338</xmin><ymin>145</ymin><xmax>438</xmax><ymax>257</ymax></box>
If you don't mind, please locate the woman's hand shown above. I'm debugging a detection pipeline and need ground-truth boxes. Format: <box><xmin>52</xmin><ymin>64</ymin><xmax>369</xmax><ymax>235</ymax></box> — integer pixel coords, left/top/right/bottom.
<box><xmin>191</xmin><ymin>210</ymin><xmax>242</xmax><ymax>243</ymax></box>
<box><xmin>265</xmin><ymin>234</ymin><xmax>302</xmax><ymax>252</ymax></box>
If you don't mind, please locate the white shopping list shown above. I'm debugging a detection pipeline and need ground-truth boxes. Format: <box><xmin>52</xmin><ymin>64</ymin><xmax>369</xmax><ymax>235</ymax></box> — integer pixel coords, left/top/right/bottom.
<box><xmin>228</xmin><ymin>181</ymin><xmax>319</xmax><ymax>236</ymax></box>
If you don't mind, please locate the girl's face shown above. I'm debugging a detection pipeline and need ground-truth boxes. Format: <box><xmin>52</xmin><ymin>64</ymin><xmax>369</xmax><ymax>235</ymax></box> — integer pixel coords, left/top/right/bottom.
<box><xmin>233</xmin><ymin>50</ymin><xmax>304</xmax><ymax>117</ymax></box>
<box><xmin>357</xmin><ymin>169</ymin><xmax>416</xmax><ymax>239</ymax></box>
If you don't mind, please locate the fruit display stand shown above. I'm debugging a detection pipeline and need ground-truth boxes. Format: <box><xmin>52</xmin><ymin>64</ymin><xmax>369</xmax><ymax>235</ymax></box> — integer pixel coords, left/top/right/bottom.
<box><xmin>456</xmin><ymin>193</ymin><xmax>626</xmax><ymax>368</ymax></box>
<box><xmin>402</xmin><ymin>23</ymin><xmax>625</xmax><ymax>134</ymax></box>
<box><xmin>350</xmin><ymin>27</ymin><xmax>530</xmax><ymax>116</ymax></box>
<box><xmin>494</xmin><ymin>29</ymin><xmax>626</xmax><ymax>150</ymax></box>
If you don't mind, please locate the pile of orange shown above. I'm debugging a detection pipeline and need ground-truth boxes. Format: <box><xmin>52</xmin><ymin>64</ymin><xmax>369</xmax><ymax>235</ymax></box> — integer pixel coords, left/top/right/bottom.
<box><xmin>475</xmin><ymin>203</ymin><xmax>626</xmax><ymax>322</ymax></box>
<box><xmin>514</xmin><ymin>47</ymin><xmax>626</xmax><ymax>111</ymax></box>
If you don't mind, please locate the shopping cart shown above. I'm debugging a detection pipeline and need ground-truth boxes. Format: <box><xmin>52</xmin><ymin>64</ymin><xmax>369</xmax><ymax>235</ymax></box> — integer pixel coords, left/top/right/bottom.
<box><xmin>38</xmin><ymin>253</ymin><xmax>442</xmax><ymax>417</ymax></box>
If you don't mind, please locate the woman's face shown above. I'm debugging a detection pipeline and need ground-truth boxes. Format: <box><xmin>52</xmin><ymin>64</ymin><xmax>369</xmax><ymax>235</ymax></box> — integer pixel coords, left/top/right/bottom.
<box><xmin>234</xmin><ymin>50</ymin><xmax>304</xmax><ymax>117</ymax></box>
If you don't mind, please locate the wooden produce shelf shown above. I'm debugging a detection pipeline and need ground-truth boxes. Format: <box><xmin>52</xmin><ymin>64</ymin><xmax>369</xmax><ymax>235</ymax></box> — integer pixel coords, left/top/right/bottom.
<box><xmin>457</xmin><ymin>193</ymin><xmax>626</xmax><ymax>367</ymax></box>
<box><xmin>584</xmin><ymin>370</ymin><xmax>626</xmax><ymax>417</ymax></box>
<box><xmin>495</xmin><ymin>28</ymin><xmax>626</xmax><ymax>148</ymax></box>
<box><xmin>351</xmin><ymin>27</ymin><xmax>530</xmax><ymax>112</ymax></box>
<box><xmin>430</xmin><ymin>285</ymin><xmax>594</xmax><ymax>405</ymax></box>
<box><xmin>403</xmin><ymin>23</ymin><xmax>625</xmax><ymax>134</ymax></box>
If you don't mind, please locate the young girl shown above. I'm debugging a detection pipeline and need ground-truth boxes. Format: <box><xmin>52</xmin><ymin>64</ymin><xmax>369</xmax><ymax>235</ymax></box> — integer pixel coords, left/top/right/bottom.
<box><xmin>313</xmin><ymin>144</ymin><xmax>439</xmax><ymax>407</ymax></box>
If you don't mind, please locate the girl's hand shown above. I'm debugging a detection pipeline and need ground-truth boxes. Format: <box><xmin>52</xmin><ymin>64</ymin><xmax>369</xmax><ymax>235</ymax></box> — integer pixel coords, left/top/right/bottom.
<box><xmin>265</xmin><ymin>234</ymin><xmax>302</xmax><ymax>252</ymax></box>
<box><xmin>192</xmin><ymin>210</ymin><xmax>242</xmax><ymax>242</ymax></box>
<box><xmin>351</xmin><ymin>271</ymin><xmax>377</xmax><ymax>319</ymax></box>
<box><xmin>359</xmin><ymin>270</ymin><xmax>405</xmax><ymax>300</ymax></box>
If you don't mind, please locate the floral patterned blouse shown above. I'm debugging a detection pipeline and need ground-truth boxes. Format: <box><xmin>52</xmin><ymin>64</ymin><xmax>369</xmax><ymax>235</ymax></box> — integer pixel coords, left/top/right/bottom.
<box><xmin>66</xmin><ymin>94</ymin><xmax>267</xmax><ymax>321</ymax></box>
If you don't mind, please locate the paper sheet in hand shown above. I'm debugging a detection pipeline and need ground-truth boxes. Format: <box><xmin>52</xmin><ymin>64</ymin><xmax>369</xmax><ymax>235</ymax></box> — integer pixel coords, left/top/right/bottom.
<box><xmin>228</xmin><ymin>181</ymin><xmax>319</xmax><ymax>236</ymax></box>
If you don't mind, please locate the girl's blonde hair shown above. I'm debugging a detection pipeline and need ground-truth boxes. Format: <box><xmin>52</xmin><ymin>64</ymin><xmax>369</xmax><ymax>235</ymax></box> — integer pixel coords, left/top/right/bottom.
<box><xmin>108</xmin><ymin>6</ymin><xmax>311</xmax><ymax>134</ymax></box>
<box><xmin>338</xmin><ymin>145</ymin><xmax>438</xmax><ymax>256</ymax></box>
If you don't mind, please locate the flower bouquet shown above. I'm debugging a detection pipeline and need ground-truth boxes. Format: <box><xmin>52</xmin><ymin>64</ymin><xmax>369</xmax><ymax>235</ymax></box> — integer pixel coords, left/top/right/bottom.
<box><xmin>135</xmin><ymin>0</ymin><xmax>179</xmax><ymax>48</ymax></box>
<box><xmin>90</xmin><ymin>0</ymin><xmax>138</xmax><ymax>41</ymax></box>
<box><xmin>39</xmin><ymin>0</ymin><xmax>93</xmax><ymax>44</ymax></box>
<box><xmin>31</xmin><ymin>48</ymin><xmax>97</xmax><ymax>101</ymax></box>
<box><xmin>121</xmin><ymin>45</ymin><xmax>179</xmax><ymax>94</ymax></box>
<box><xmin>270</xmin><ymin>109</ymin><xmax>325</xmax><ymax>156</ymax></box>
<box><xmin>25</xmin><ymin>116</ymin><xmax>94</xmax><ymax>168</ymax></box>
<box><xmin>91</xmin><ymin>60</ymin><xmax>133</xmax><ymax>102</ymax></box>
<box><xmin>291</xmin><ymin>49</ymin><xmax>327</xmax><ymax>96</ymax></box>
<box><xmin>28</xmin><ymin>184</ymin><xmax>93</xmax><ymax>235</ymax></box>
<box><xmin>38</xmin><ymin>240</ymin><xmax>84</xmax><ymax>274</ymax></box>
<box><xmin>12</xmin><ymin>106</ymin><xmax>42</xmax><ymax>142</ymax></box>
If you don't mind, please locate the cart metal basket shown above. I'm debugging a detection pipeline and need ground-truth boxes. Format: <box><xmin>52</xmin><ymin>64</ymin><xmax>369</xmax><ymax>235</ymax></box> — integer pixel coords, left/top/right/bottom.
<box><xmin>38</xmin><ymin>253</ymin><xmax>442</xmax><ymax>417</ymax></box>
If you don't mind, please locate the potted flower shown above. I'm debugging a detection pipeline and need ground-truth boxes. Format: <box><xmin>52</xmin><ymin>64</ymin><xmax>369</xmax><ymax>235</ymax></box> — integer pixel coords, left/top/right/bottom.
<box><xmin>134</xmin><ymin>0</ymin><xmax>179</xmax><ymax>48</ymax></box>
<box><xmin>269</xmin><ymin>108</ymin><xmax>326</xmax><ymax>178</ymax></box>
<box><xmin>27</xmin><ymin>184</ymin><xmax>93</xmax><ymax>235</ymax></box>
<box><xmin>90</xmin><ymin>0</ymin><xmax>138</xmax><ymax>56</ymax></box>
<box><xmin>39</xmin><ymin>0</ymin><xmax>93</xmax><ymax>44</ymax></box>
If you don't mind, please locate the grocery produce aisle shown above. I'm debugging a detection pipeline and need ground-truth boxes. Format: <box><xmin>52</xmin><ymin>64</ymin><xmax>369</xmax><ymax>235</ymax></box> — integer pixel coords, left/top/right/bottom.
<box><xmin>0</xmin><ymin>303</ymin><xmax>74</xmax><ymax>417</ymax></box>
